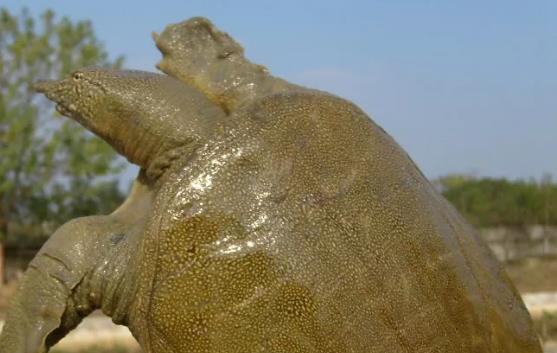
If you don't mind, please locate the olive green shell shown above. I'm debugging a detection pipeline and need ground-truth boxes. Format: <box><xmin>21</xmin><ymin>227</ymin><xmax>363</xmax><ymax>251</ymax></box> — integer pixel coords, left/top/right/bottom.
<box><xmin>132</xmin><ymin>91</ymin><xmax>541</xmax><ymax>353</ymax></box>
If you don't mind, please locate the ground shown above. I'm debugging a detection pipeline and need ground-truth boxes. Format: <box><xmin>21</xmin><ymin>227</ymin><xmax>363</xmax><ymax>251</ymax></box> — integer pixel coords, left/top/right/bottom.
<box><xmin>507</xmin><ymin>256</ymin><xmax>557</xmax><ymax>293</ymax></box>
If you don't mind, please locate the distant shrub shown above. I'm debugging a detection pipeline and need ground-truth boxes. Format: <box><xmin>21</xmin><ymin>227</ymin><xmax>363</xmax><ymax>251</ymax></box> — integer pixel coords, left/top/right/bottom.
<box><xmin>435</xmin><ymin>174</ymin><xmax>557</xmax><ymax>227</ymax></box>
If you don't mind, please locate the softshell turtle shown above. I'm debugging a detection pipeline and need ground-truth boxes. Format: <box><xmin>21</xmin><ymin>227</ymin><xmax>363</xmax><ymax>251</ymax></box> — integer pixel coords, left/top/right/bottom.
<box><xmin>0</xmin><ymin>17</ymin><xmax>542</xmax><ymax>353</ymax></box>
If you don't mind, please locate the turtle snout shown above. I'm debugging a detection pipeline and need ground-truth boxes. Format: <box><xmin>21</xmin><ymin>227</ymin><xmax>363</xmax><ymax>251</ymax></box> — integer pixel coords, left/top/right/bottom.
<box><xmin>33</xmin><ymin>78</ymin><xmax>71</xmax><ymax>104</ymax></box>
<box><xmin>33</xmin><ymin>79</ymin><xmax>59</xmax><ymax>94</ymax></box>
<box><xmin>33</xmin><ymin>79</ymin><xmax>84</xmax><ymax>120</ymax></box>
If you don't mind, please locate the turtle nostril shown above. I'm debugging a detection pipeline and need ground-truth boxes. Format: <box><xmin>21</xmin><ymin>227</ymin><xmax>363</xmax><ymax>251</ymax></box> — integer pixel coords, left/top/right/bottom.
<box><xmin>33</xmin><ymin>80</ymin><xmax>56</xmax><ymax>93</ymax></box>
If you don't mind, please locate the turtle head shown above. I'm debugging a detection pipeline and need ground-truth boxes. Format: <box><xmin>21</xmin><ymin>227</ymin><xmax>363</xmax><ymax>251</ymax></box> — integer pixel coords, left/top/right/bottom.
<box><xmin>35</xmin><ymin>68</ymin><xmax>226</xmax><ymax>179</ymax></box>
<box><xmin>34</xmin><ymin>68</ymin><xmax>163</xmax><ymax>154</ymax></box>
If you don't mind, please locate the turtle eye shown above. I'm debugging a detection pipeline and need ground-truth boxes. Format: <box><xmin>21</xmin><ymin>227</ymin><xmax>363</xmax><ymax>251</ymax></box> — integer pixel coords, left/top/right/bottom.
<box><xmin>72</xmin><ymin>72</ymin><xmax>84</xmax><ymax>81</ymax></box>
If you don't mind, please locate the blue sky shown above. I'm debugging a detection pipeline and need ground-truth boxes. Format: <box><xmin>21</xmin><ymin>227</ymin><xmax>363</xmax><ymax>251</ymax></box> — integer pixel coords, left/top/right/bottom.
<box><xmin>4</xmin><ymin>1</ymin><xmax>556</xmax><ymax>182</ymax></box>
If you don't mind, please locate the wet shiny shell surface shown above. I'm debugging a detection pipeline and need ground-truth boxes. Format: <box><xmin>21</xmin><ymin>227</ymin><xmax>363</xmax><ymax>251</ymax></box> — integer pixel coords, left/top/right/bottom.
<box><xmin>134</xmin><ymin>91</ymin><xmax>541</xmax><ymax>353</ymax></box>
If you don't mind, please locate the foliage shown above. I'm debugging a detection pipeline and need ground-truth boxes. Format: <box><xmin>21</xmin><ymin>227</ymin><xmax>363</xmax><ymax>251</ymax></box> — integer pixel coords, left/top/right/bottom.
<box><xmin>0</xmin><ymin>7</ymin><xmax>127</xmax><ymax>247</ymax></box>
<box><xmin>437</xmin><ymin>174</ymin><xmax>557</xmax><ymax>227</ymax></box>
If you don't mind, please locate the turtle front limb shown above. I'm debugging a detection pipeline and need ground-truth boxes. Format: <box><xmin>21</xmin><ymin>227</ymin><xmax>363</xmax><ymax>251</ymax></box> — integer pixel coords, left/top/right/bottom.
<box><xmin>0</xmin><ymin>217</ymin><xmax>118</xmax><ymax>353</ymax></box>
<box><xmin>154</xmin><ymin>17</ymin><xmax>302</xmax><ymax>112</ymax></box>
<box><xmin>0</xmin><ymin>258</ymin><xmax>75</xmax><ymax>353</ymax></box>
<box><xmin>0</xmin><ymin>178</ymin><xmax>152</xmax><ymax>353</ymax></box>
<box><xmin>34</xmin><ymin>69</ymin><xmax>225</xmax><ymax>183</ymax></box>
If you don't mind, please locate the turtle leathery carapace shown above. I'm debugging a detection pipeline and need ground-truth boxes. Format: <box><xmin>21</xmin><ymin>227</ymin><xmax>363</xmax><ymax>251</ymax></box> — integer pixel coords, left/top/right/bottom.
<box><xmin>0</xmin><ymin>17</ymin><xmax>542</xmax><ymax>353</ymax></box>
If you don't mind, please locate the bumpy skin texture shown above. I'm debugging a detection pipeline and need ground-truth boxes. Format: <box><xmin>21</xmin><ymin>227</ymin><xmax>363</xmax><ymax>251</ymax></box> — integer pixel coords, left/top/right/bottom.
<box><xmin>1</xmin><ymin>17</ymin><xmax>542</xmax><ymax>353</ymax></box>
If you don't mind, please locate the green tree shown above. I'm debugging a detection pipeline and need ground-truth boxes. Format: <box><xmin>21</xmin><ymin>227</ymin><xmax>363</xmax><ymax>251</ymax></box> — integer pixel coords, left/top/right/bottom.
<box><xmin>437</xmin><ymin>174</ymin><xmax>557</xmax><ymax>227</ymax></box>
<box><xmin>0</xmin><ymin>7</ymin><xmax>126</xmax><ymax>282</ymax></box>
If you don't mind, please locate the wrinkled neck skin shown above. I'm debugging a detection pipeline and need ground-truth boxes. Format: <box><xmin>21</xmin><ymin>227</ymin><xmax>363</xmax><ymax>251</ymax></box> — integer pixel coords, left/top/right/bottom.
<box><xmin>76</xmin><ymin>100</ymin><xmax>183</xmax><ymax>183</ymax></box>
<box><xmin>0</xmin><ymin>175</ymin><xmax>153</xmax><ymax>353</ymax></box>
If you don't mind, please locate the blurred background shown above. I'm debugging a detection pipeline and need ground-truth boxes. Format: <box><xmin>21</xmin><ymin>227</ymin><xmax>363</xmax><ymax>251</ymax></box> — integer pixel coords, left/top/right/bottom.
<box><xmin>0</xmin><ymin>1</ymin><xmax>556</xmax><ymax>352</ymax></box>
